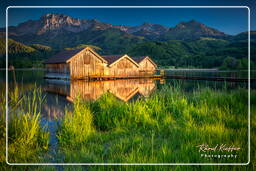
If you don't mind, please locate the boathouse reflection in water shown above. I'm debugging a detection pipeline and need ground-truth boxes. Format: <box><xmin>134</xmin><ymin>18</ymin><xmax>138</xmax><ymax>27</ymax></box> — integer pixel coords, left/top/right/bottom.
<box><xmin>45</xmin><ymin>79</ymin><xmax>157</xmax><ymax>102</ymax></box>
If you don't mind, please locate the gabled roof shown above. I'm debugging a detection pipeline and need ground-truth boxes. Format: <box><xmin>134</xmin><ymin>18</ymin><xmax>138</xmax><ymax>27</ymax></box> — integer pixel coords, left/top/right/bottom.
<box><xmin>132</xmin><ymin>56</ymin><xmax>147</xmax><ymax>63</ymax></box>
<box><xmin>101</xmin><ymin>55</ymin><xmax>124</xmax><ymax>65</ymax></box>
<box><xmin>66</xmin><ymin>47</ymin><xmax>108</xmax><ymax>63</ymax></box>
<box><xmin>43</xmin><ymin>47</ymin><xmax>157</xmax><ymax>68</ymax></box>
<box><xmin>43</xmin><ymin>47</ymin><xmax>107</xmax><ymax>64</ymax></box>
<box><xmin>102</xmin><ymin>54</ymin><xmax>140</xmax><ymax>67</ymax></box>
<box><xmin>133</xmin><ymin>56</ymin><xmax>157</xmax><ymax>67</ymax></box>
<box><xmin>43</xmin><ymin>48</ymin><xmax>83</xmax><ymax>64</ymax></box>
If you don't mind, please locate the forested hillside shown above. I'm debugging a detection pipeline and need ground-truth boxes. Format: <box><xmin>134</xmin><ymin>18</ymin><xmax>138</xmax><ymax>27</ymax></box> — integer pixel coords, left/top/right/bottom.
<box><xmin>128</xmin><ymin>38</ymin><xmax>255</xmax><ymax>69</ymax></box>
<box><xmin>0</xmin><ymin>38</ymin><xmax>55</xmax><ymax>68</ymax></box>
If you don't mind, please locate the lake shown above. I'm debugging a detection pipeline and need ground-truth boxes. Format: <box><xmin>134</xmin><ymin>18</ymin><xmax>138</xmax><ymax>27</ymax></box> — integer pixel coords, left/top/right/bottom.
<box><xmin>1</xmin><ymin>69</ymin><xmax>254</xmax><ymax>120</ymax></box>
<box><xmin>0</xmin><ymin>69</ymin><xmax>253</xmax><ymax>121</ymax></box>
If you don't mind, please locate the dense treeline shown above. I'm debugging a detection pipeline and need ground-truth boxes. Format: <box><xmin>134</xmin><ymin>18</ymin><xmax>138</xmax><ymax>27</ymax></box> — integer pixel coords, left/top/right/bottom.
<box><xmin>0</xmin><ymin>35</ymin><xmax>255</xmax><ymax>69</ymax></box>
<box><xmin>127</xmin><ymin>38</ymin><xmax>255</xmax><ymax>69</ymax></box>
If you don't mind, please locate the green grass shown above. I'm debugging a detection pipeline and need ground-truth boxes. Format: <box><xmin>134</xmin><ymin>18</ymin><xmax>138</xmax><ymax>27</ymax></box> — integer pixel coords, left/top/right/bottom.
<box><xmin>57</xmin><ymin>97</ymin><xmax>95</xmax><ymax>146</ymax></box>
<box><xmin>0</xmin><ymin>86</ymin><xmax>6</xmax><ymax>164</ymax></box>
<box><xmin>0</xmin><ymin>86</ymin><xmax>49</xmax><ymax>164</ymax></box>
<box><xmin>57</xmin><ymin>86</ymin><xmax>251</xmax><ymax>165</ymax></box>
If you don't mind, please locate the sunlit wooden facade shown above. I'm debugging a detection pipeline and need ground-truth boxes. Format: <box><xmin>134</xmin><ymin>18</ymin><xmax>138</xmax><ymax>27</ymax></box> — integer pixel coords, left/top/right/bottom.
<box><xmin>44</xmin><ymin>47</ymin><xmax>157</xmax><ymax>79</ymax></box>
<box><xmin>104</xmin><ymin>54</ymin><xmax>140</xmax><ymax>76</ymax></box>
<box><xmin>134</xmin><ymin>56</ymin><xmax>157</xmax><ymax>75</ymax></box>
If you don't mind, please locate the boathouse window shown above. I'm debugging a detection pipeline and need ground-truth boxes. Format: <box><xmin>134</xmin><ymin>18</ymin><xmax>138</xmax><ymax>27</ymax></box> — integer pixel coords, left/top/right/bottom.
<box><xmin>84</xmin><ymin>54</ymin><xmax>90</xmax><ymax>64</ymax></box>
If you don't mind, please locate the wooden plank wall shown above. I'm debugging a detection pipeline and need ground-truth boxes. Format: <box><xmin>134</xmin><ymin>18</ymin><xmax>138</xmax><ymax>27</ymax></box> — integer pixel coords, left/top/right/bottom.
<box><xmin>139</xmin><ymin>58</ymin><xmax>156</xmax><ymax>75</ymax></box>
<box><xmin>69</xmin><ymin>50</ymin><xmax>105</xmax><ymax>79</ymax></box>
<box><xmin>108</xmin><ymin>57</ymin><xmax>140</xmax><ymax>76</ymax></box>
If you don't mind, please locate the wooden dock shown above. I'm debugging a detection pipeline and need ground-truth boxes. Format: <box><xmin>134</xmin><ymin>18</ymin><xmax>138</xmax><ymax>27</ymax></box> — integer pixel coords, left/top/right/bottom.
<box><xmin>44</xmin><ymin>74</ymin><xmax>164</xmax><ymax>80</ymax></box>
<box><xmin>165</xmin><ymin>75</ymin><xmax>254</xmax><ymax>82</ymax></box>
<box><xmin>43</xmin><ymin>73</ymin><xmax>254</xmax><ymax>83</ymax></box>
<box><xmin>87</xmin><ymin>74</ymin><xmax>163</xmax><ymax>80</ymax></box>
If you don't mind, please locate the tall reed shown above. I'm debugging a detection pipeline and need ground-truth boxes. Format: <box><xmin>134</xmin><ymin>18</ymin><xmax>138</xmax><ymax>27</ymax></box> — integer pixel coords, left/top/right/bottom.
<box><xmin>6</xmin><ymin>86</ymin><xmax>49</xmax><ymax>163</ymax></box>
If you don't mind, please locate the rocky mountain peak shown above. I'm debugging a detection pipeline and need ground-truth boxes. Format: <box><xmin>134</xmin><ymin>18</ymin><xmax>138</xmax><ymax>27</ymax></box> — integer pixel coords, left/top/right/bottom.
<box><xmin>160</xmin><ymin>19</ymin><xmax>227</xmax><ymax>40</ymax></box>
<box><xmin>141</xmin><ymin>22</ymin><xmax>153</xmax><ymax>26</ymax></box>
<box><xmin>174</xmin><ymin>19</ymin><xmax>224</xmax><ymax>35</ymax></box>
<box><xmin>38</xmin><ymin>13</ymin><xmax>85</xmax><ymax>34</ymax></box>
<box><xmin>176</xmin><ymin>20</ymin><xmax>203</xmax><ymax>28</ymax></box>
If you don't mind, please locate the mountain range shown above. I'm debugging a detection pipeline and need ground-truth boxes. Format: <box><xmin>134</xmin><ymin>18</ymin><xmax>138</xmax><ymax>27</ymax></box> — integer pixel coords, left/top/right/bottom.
<box><xmin>0</xmin><ymin>14</ymin><xmax>232</xmax><ymax>49</ymax></box>
<box><xmin>0</xmin><ymin>13</ymin><xmax>254</xmax><ymax>69</ymax></box>
<box><xmin>3</xmin><ymin>14</ymin><xmax>227</xmax><ymax>38</ymax></box>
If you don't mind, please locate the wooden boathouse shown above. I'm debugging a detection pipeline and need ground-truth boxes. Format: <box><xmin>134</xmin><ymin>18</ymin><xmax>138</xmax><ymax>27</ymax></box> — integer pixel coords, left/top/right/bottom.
<box><xmin>43</xmin><ymin>47</ymin><xmax>160</xmax><ymax>80</ymax></box>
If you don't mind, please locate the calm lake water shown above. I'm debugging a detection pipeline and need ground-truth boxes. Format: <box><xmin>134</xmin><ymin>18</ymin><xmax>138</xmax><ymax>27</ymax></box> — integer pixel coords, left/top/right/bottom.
<box><xmin>1</xmin><ymin>69</ymin><xmax>255</xmax><ymax>120</ymax></box>
<box><xmin>1</xmin><ymin>69</ymin><xmax>254</xmax><ymax>120</ymax></box>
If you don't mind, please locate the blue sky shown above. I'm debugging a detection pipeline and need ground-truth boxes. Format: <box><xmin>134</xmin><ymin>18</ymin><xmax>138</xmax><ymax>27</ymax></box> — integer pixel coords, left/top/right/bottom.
<box><xmin>1</xmin><ymin>0</ymin><xmax>255</xmax><ymax>35</ymax></box>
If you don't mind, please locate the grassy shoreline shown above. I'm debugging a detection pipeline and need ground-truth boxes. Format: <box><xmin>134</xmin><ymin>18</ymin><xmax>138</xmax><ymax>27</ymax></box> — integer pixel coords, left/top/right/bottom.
<box><xmin>0</xmin><ymin>84</ymin><xmax>255</xmax><ymax>170</ymax></box>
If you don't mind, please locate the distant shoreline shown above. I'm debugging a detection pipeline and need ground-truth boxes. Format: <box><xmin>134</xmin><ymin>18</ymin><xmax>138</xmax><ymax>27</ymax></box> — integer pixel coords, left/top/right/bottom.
<box><xmin>164</xmin><ymin>68</ymin><xmax>219</xmax><ymax>71</ymax></box>
<box><xmin>1</xmin><ymin>68</ymin><xmax>220</xmax><ymax>71</ymax></box>
<box><xmin>0</xmin><ymin>68</ymin><xmax>253</xmax><ymax>72</ymax></box>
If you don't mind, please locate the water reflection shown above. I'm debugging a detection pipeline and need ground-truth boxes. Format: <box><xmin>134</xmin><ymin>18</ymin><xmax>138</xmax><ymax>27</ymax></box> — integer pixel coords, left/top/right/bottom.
<box><xmin>44</xmin><ymin>79</ymin><xmax>157</xmax><ymax>102</ymax></box>
<box><xmin>42</xmin><ymin>93</ymin><xmax>69</xmax><ymax>120</ymax></box>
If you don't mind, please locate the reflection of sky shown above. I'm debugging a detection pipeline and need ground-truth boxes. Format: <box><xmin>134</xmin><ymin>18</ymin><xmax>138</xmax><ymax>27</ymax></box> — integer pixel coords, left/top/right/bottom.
<box><xmin>0</xmin><ymin>0</ymin><xmax>254</xmax><ymax>35</ymax></box>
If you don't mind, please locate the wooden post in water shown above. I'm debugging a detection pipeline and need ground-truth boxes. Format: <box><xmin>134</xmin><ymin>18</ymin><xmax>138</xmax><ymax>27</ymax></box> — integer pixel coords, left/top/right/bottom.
<box><xmin>160</xmin><ymin>69</ymin><xmax>165</xmax><ymax>77</ymax></box>
<box><xmin>9</xmin><ymin>65</ymin><xmax>17</xmax><ymax>87</ymax></box>
<box><xmin>160</xmin><ymin>79</ymin><xmax>165</xmax><ymax>84</ymax></box>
